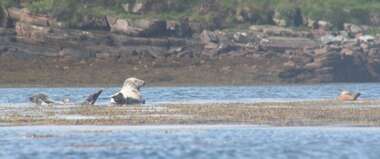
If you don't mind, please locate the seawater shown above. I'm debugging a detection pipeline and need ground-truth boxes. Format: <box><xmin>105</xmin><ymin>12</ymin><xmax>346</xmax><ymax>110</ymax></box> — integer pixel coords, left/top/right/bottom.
<box><xmin>1</xmin><ymin>125</ymin><xmax>380</xmax><ymax>159</ymax></box>
<box><xmin>0</xmin><ymin>83</ymin><xmax>380</xmax><ymax>105</ymax></box>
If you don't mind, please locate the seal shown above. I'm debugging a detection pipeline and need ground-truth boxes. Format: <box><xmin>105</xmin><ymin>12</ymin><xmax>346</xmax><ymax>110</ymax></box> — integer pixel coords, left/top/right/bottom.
<box><xmin>29</xmin><ymin>90</ymin><xmax>103</xmax><ymax>106</ymax></box>
<box><xmin>29</xmin><ymin>93</ymin><xmax>55</xmax><ymax>105</ymax></box>
<box><xmin>111</xmin><ymin>77</ymin><xmax>146</xmax><ymax>105</ymax></box>
<box><xmin>337</xmin><ymin>90</ymin><xmax>361</xmax><ymax>101</ymax></box>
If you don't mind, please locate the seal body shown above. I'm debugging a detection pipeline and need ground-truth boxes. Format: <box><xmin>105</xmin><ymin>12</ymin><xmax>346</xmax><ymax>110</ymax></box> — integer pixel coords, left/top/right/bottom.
<box><xmin>29</xmin><ymin>93</ymin><xmax>55</xmax><ymax>105</ymax></box>
<box><xmin>111</xmin><ymin>77</ymin><xmax>145</xmax><ymax>105</ymax></box>
<box><xmin>337</xmin><ymin>90</ymin><xmax>361</xmax><ymax>101</ymax></box>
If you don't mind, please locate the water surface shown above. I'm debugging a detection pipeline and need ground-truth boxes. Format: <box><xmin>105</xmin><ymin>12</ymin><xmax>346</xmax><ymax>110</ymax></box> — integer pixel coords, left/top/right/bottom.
<box><xmin>1</xmin><ymin>125</ymin><xmax>380</xmax><ymax>159</ymax></box>
<box><xmin>0</xmin><ymin>83</ymin><xmax>380</xmax><ymax>105</ymax></box>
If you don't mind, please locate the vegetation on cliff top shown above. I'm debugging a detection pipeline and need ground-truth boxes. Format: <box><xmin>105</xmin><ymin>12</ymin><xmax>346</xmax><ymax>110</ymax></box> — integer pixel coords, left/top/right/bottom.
<box><xmin>1</xmin><ymin>0</ymin><xmax>380</xmax><ymax>28</ymax></box>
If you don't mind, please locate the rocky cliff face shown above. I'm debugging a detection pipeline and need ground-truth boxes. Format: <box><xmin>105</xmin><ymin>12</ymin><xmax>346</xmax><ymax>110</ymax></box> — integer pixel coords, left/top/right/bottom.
<box><xmin>279</xmin><ymin>31</ymin><xmax>380</xmax><ymax>83</ymax></box>
<box><xmin>1</xmin><ymin>6</ymin><xmax>380</xmax><ymax>85</ymax></box>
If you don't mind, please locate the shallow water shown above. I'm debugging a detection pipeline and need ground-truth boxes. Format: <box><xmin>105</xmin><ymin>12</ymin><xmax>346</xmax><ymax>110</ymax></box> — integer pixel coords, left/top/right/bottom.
<box><xmin>1</xmin><ymin>83</ymin><xmax>380</xmax><ymax>105</ymax></box>
<box><xmin>1</xmin><ymin>125</ymin><xmax>380</xmax><ymax>159</ymax></box>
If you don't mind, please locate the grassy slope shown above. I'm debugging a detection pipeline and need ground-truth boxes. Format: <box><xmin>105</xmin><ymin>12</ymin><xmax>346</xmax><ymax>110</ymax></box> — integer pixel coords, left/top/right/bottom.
<box><xmin>2</xmin><ymin>0</ymin><xmax>380</xmax><ymax>28</ymax></box>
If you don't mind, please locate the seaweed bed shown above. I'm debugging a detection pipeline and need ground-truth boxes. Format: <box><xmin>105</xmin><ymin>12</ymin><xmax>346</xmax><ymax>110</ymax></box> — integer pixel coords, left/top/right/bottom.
<box><xmin>2</xmin><ymin>100</ymin><xmax>380</xmax><ymax>127</ymax></box>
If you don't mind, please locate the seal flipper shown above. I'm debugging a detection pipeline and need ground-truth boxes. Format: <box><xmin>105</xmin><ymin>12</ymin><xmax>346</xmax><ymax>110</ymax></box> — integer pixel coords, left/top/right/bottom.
<box><xmin>353</xmin><ymin>93</ymin><xmax>361</xmax><ymax>100</ymax></box>
<box><xmin>111</xmin><ymin>93</ymin><xmax>127</xmax><ymax>105</ymax></box>
<box><xmin>82</xmin><ymin>89</ymin><xmax>103</xmax><ymax>105</ymax></box>
<box><xmin>126</xmin><ymin>97</ymin><xmax>142</xmax><ymax>105</ymax></box>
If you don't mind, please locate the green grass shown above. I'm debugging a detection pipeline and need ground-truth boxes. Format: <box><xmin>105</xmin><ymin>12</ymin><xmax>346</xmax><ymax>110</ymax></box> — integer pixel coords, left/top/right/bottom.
<box><xmin>2</xmin><ymin>0</ymin><xmax>380</xmax><ymax>28</ymax></box>
<box><xmin>368</xmin><ymin>27</ymin><xmax>380</xmax><ymax>36</ymax></box>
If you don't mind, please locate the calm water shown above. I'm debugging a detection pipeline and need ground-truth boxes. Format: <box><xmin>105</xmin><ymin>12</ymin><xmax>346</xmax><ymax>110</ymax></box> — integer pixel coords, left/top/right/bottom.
<box><xmin>1</xmin><ymin>125</ymin><xmax>380</xmax><ymax>159</ymax></box>
<box><xmin>1</xmin><ymin>83</ymin><xmax>380</xmax><ymax>105</ymax></box>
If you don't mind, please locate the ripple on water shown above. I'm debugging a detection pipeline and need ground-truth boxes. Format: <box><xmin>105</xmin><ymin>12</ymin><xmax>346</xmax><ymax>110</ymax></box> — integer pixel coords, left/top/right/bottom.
<box><xmin>1</xmin><ymin>126</ymin><xmax>380</xmax><ymax>159</ymax></box>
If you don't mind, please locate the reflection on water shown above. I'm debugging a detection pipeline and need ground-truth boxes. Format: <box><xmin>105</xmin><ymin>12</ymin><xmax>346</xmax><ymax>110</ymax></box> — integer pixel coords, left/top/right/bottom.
<box><xmin>1</xmin><ymin>83</ymin><xmax>380</xmax><ymax>105</ymax></box>
<box><xmin>1</xmin><ymin>126</ymin><xmax>380</xmax><ymax>159</ymax></box>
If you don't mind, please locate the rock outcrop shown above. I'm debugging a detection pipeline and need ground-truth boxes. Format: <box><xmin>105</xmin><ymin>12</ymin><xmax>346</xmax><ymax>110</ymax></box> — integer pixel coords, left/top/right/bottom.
<box><xmin>279</xmin><ymin>34</ymin><xmax>380</xmax><ymax>82</ymax></box>
<box><xmin>7</xmin><ymin>8</ymin><xmax>57</xmax><ymax>27</ymax></box>
<box><xmin>3</xmin><ymin>5</ymin><xmax>380</xmax><ymax>84</ymax></box>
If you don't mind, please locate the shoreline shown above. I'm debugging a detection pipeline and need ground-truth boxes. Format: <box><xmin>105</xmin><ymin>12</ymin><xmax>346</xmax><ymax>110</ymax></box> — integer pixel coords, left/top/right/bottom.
<box><xmin>3</xmin><ymin>125</ymin><xmax>380</xmax><ymax>129</ymax></box>
<box><xmin>2</xmin><ymin>100</ymin><xmax>380</xmax><ymax>127</ymax></box>
<box><xmin>0</xmin><ymin>82</ymin><xmax>378</xmax><ymax>88</ymax></box>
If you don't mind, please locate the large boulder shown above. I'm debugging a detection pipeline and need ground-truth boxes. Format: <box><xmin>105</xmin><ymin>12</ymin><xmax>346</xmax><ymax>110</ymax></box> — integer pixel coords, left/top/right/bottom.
<box><xmin>320</xmin><ymin>34</ymin><xmax>348</xmax><ymax>45</ymax></box>
<box><xmin>249</xmin><ymin>25</ymin><xmax>311</xmax><ymax>37</ymax></box>
<box><xmin>316</xmin><ymin>20</ymin><xmax>332</xmax><ymax>31</ymax></box>
<box><xmin>15</xmin><ymin>22</ymin><xmax>51</xmax><ymax>42</ymax></box>
<box><xmin>7</xmin><ymin>8</ymin><xmax>56</xmax><ymax>27</ymax></box>
<box><xmin>199</xmin><ymin>30</ymin><xmax>219</xmax><ymax>56</ymax></box>
<box><xmin>260</xmin><ymin>37</ymin><xmax>318</xmax><ymax>52</ymax></box>
<box><xmin>200</xmin><ymin>30</ymin><xmax>219</xmax><ymax>44</ymax></box>
<box><xmin>199</xmin><ymin>30</ymin><xmax>243</xmax><ymax>56</ymax></box>
<box><xmin>344</xmin><ymin>23</ymin><xmax>368</xmax><ymax>37</ymax></box>
<box><xmin>107</xmin><ymin>17</ymin><xmax>167</xmax><ymax>37</ymax></box>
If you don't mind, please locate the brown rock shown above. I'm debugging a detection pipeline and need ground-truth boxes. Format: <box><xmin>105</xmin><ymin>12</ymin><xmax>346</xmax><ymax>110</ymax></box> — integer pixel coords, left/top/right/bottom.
<box><xmin>204</xmin><ymin>43</ymin><xmax>218</xmax><ymax>49</ymax></box>
<box><xmin>15</xmin><ymin>22</ymin><xmax>50</xmax><ymax>41</ymax></box>
<box><xmin>200</xmin><ymin>30</ymin><xmax>219</xmax><ymax>44</ymax></box>
<box><xmin>341</xmin><ymin>48</ymin><xmax>353</xmax><ymax>56</ymax></box>
<box><xmin>107</xmin><ymin>17</ymin><xmax>166</xmax><ymax>37</ymax></box>
<box><xmin>289</xmin><ymin>53</ymin><xmax>313</xmax><ymax>66</ymax></box>
<box><xmin>316</xmin><ymin>20</ymin><xmax>332</xmax><ymax>31</ymax></box>
<box><xmin>7</xmin><ymin>8</ymin><xmax>55</xmax><ymax>27</ymax></box>
<box><xmin>303</xmin><ymin>62</ymin><xmax>321</xmax><ymax>70</ymax></box>
<box><xmin>344</xmin><ymin>23</ymin><xmax>364</xmax><ymax>36</ymax></box>
<box><xmin>262</xmin><ymin>37</ymin><xmax>318</xmax><ymax>52</ymax></box>
<box><xmin>107</xmin><ymin>17</ymin><xmax>134</xmax><ymax>34</ymax></box>
<box><xmin>314</xmin><ymin>54</ymin><xmax>341</xmax><ymax>66</ymax></box>
<box><xmin>314</xmin><ymin>47</ymin><xmax>328</xmax><ymax>55</ymax></box>
<box><xmin>283</xmin><ymin>61</ymin><xmax>296</xmax><ymax>68</ymax></box>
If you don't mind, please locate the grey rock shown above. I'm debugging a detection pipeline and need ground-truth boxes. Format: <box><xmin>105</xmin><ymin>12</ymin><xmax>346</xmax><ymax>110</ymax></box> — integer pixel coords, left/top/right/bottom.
<box><xmin>200</xmin><ymin>30</ymin><xmax>219</xmax><ymax>44</ymax></box>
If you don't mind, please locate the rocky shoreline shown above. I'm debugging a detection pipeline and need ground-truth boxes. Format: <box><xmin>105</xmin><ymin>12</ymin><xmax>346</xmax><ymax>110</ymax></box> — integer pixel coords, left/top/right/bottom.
<box><xmin>2</xmin><ymin>6</ymin><xmax>380</xmax><ymax>85</ymax></box>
